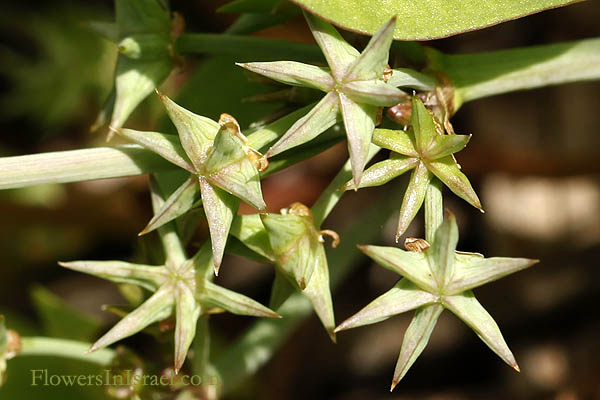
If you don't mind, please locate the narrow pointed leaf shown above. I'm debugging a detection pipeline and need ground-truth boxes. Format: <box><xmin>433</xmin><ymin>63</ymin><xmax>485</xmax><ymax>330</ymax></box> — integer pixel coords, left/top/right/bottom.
<box><xmin>426</xmin><ymin>156</ymin><xmax>482</xmax><ymax>210</ymax></box>
<box><xmin>391</xmin><ymin>304</ymin><xmax>444</xmax><ymax>390</ymax></box>
<box><xmin>372</xmin><ymin>129</ymin><xmax>418</xmax><ymax>157</ymax></box>
<box><xmin>344</xmin><ymin>17</ymin><xmax>396</xmax><ymax>82</ymax></box>
<box><xmin>266</xmin><ymin>91</ymin><xmax>339</xmax><ymax>157</ymax></box>
<box><xmin>336</xmin><ymin>279</ymin><xmax>436</xmax><ymax>332</ymax></box>
<box><xmin>411</xmin><ymin>96</ymin><xmax>437</xmax><ymax>153</ymax></box>
<box><xmin>237</xmin><ymin>61</ymin><xmax>334</xmax><ymax>92</ymax></box>
<box><xmin>198</xmin><ymin>178</ymin><xmax>239</xmax><ymax>274</ymax></box>
<box><xmin>115</xmin><ymin>0</ymin><xmax>170</xmax><ymax>37</ymax></box>
<box><xmin>446</xmin><ymin>257</ymin><xmax>539</xmax><ymax>294</ymax></box>
<box><xmin>261</xmin><ymin>214</ymin><xmax>319</xmax><ymax>290</ymax></box>
<box><xmin>302</xmin><ymin>247</ymin><xmax>336</xmax><ymax>341</ymax></box>
<box><xmin>342</xmin><ymin>80</ymin><xmax>408</xmax><ymax>106</ymax></box>
<box><xmin>201</xmin><ymin>281</ymin><xmax>280</xmax><ymax>318</ymax></box>
<box><xmin>426</xmin><ymin>134</ymin><xmax>471</xmax><ymax>160</ymax></box>
<box><xmin>230</xmin><ymin>214</ymin><xmax>274</xmax><ymax>261</ymax></box>
<box><xmin>397</xmin><ymin>161</ymin><xmax>432</xmax><ymax>239</ymax></box>
<box><xmin>388</xmin><ymin>69</ymin><xmax>437</xmax><ymax>91</ymax></box>
<box><xmin>203</xmin><ymin>126</ymin><xmax>266</xmax><ymax>210</ymax></box>
<box><xmin>343</xmin><ymin>157</ymin><xmax>416</xmax><ymax>190</ymax></box>
<box><xmin>427</xmin><ymin>212</ymin><xmax>459</xmax><ymax>288</ymax></box>
<box><xmin>443</xmin><ymin>291</ymin><xmax>519</xmax><ymax>370</ymax></box>
<box><xmin>158</xmin><ymin>93</ymin><xmax>220</xmax><ymax>168</ymax></box>
<box><xmin>117</xmin><ymin>128</ymin><xmax>194</xmax><ymax>172</ymax></box>
<box><xmin>141</xmin><ymin>175</ymin><xmax>199</xmax><ymax>235</ymax></box>
<box><xmin>90</xmin><ymin>284</ymin><xmax>174</xmax><ymax>352</ymax></box>
<box><xmin>304</xmin><ymin>12</ymin><xmax>360</xmax><ymax>81</ymax></box>
<box><xmin>111</xmin><ymin>57</ymin><xmax>172</xmax><ymax>129</ymax></box>
<box><xmin>58</xmin><ymin>261</ymin><xmax>166</xmax><ymax>292</ymax></box>
<box><xmin>359</xmin><ymin>245</ymin><xmax>437</xmax><ymax>292</ymax></box>
<box><xmin>174</xmin><ymin>281</ymin><xmax>202</xmax><ymax>372</ymax></box>
<box><xmin>339</xmin><ymin>92</ymin><xmax>377</xmax><ymax>186</ymax></box>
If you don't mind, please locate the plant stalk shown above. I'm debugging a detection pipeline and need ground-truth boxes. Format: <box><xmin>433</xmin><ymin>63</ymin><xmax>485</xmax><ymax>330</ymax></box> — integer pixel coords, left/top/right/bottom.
<box><xmin>424</xmin><ymin>178</ymin><xmax>443</xmax><ymax>243</ymax></box>
<box><xmin>18</xmin><ymin>337</ymin><xmax>115</xmax><ymax>366</ymax></box>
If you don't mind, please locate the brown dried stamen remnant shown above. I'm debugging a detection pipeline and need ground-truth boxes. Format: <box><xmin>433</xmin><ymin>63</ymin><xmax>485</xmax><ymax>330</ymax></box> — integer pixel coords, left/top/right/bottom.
<box><xmin>219</xmin><ymin>113</ymin><xmax>269</xmax><ymax>171</ymax></box>
<box><xmin>404</xmin><ymin>237</ymin><xmax>430</xmax><ymax>252</ymax></box>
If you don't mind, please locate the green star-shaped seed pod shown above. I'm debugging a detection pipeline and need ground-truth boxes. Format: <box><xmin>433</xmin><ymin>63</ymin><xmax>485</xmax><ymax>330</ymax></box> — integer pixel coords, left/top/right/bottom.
<box><xmin>59</xmin><ymin>177</ymin><xmax>279</xmax><ymax>373</ymax></box>
<box><xmin>238</xmin><ymin>13</ymin><xmax>409</xmax><ymax>187</ymax></box>
<box><xmin>335</xmin><ymin>212</ymin><xmax>538</xmax><ymax>391</ymax></box>
<box><xmin>114</xmin><ymin>93</ymin><xmax>267</xmax><ymax>274</ymax></box>
<box><xmin>345</xmin><ymin>96</ymin><xmax>482</xmax><ymax>239</ymax></box>
<box><xmin>230</xmin><ymin>203</ymin><xmax>339</xmax><ymax>341</ymax></box>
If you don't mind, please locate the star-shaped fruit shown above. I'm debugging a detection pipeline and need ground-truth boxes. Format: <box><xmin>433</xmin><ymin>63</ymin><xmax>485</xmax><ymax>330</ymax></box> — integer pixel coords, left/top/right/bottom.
<box><xmin>237</xmin><ymin>13</ymin><xmax>408</xmax><ymax>186</ymax></box>
<box><xmin>59</xmin><ymin>177</ymin><xmax>278</xmax><ymax>373</ymax></box>
<box><xmin>230</xmin><ymin>202</ymin><xmax>339</xmax><ymax>341</ymax></box>
<box><xmin>335</xmin><ymin>212</ymin><xmax>538</xmax><ymax>391</ymax></box>
<box><xmin>114</xmin><ymin>92</ymin><xmax>267</xmax><ymax>274</ymax></box>
<box><xmin>344</xmin><ymin>96</ymin><xmax>482</xmax><ymax>239</ymax></box>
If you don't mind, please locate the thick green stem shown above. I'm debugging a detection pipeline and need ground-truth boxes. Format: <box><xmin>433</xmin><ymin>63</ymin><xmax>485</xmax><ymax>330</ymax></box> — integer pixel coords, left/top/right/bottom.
<box><xmin>424</xmin><ymin>179</ymin><xmax>443</xmax><ymax>243</ymax></box>
<box><xmin>214</xmin><ymin>182</ymin><xmax>403</xmax><ymax>392</ymax></box>
<box><xmin>18</xmin><ymin>337</ymin><xmax>115</xmax><ymax>366</ymax></box>
<box><xmin>0</xmin><ymin>145</ymin><xmax>172</xmax><ymax>190</ymax></box>
<box><xmin>432</xmin><ymin>37</ymin><xmax>600</xmax><ymax>108</ymax></box>
<box><xmin>175</xmin><ymin>34</ymin><xmax>323</xmax><ymax>62</ymax></box>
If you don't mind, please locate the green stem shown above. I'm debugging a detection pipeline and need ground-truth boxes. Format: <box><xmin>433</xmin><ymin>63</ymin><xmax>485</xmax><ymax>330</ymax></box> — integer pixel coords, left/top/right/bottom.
<box><xmin>0</xmin><ymin>145</ymin><xmax>173</xmax><ymax>190</ymax></box>
<box><xmin>311</xmin><ymin>144</ymin><xmax>381</xmax><ymax>227</ymax></box>
<box><xmin>424</xmin><ymin>178</ymin><xmax>443</xmax><ymax>243</ymax></box>
<box><xmin>192</xmin><ymin>316</ymin><xmax>210</xmax><ymax>376</ymax></box>
<box><xmin>432</xmin><ymin>37</ymin><xmax>600</xmax><ymax>108</ymax></box>
<box><xmin>18</xmin><ymin>337</ymin><xmax>115</xmax><ymax>366</ymax></box>
<box><xmin>175</xmin><ymin>34</ymin><xmax>323</xmax><ymax>63</ymax></box>
<box><xmin>214</xmin><ymin>183</ymin><xmax>404</xmax><ymax>392</ymax></box>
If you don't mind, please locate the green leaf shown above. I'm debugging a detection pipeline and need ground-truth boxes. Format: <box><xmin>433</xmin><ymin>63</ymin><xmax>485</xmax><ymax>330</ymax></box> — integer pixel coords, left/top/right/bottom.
<box><xmin>115</xmin><ymin>0</ymin><xmax>170</xmax><ymax>37</ymax></box>
<box><xmin>443</xmin><ymin>291</ymin><xmax>519</xmax><ymax>371</ymax></box>
<box><xmin>342</xmin><ymin>80</ymin><xmax>407</xmax><ymax>106</ymax></box>
<box><xmin>426</xmin><ymin>156</ymin><xmax>482</xmax><ymax>210</ymax></box>
<box><xmin>397</xmin><ymin>161</ymin><xmax>432</xmax><ymax>239</ymax></box>
<box><xmin>158</xmin><ymin>93</ymin><xmax>220</xmax><ymax>170</ymax></box>
<box><xmin>174</xmin><ymin>281</ymin><xmax>202</xmax><ymax>373</ymax></box>
<box><xmin>303</xmin><ymin>11</ymin><xmax>359</xmax><ymax>81</ymax></box>
<box><xmin>58</xmin><ymin>261</ymin><xmax>166</xmax><ymax>292</ymax></box>
<box><xmin>339</xmin><ymin>92</ymin><xmax>377</xmax><ymax>186</ymax></box>
<box><xmin>203</xmin><ymin>124</ymin><xmax>266</xmax><ymax>210</ymax></box>
<box><xmin>372</xmin><ymin>129</ymin><xmax>418</xmax><ymax>157</ymax></box>
<box><xmin>30</xmin><ymin>285</ymin><xmax>101</xmax><ymax>341</ymax></box>
<box><xmin>237</xmin><ymin>61</ymin><xmax>334</xmax><ymax>92</ymax></box>
<box><xmin>344</xmin><ymin>17</ymin><xmax>396</xmax><ymax>82</ymax></box>
<box><xmin>391</xmin><ymin>304</ymin><xmax>443</xmax><ymax>390</ymax></box>
<box><xmin>425</xmin><ymin>134</ymin><xmax>471</xmax><ymax>160</ymax></box>
<box><xmin>302</xmin><ymin>244</ymin><xmax>336</xmax><ymax>341</ymax></box>
<box><xmin>116</xmin><ymin>128</ymin><xmax>195</xmax><ymax>172</ymax></box>
<box><xmin>427</xmin><ymin>212</ymin><xmax>459</xmax><ymax>288</ymax></box>
<box><xmin>218</xmin><ymin>0</ymin><xmax>283</xmax><ymax>13</ymax></box>
<box><xmin>344</xmin><ymin>157</ymin><xmax>416</xmax><ymax>190</ymax></box>
<box><xmin>388</xmin><ymin>69</ymin><xmax>436</xmax><ymax>91</ymax></box>
<box><xmin>446</xmin><ymin>257</ymin><xmax>539</xmax><ymax>295</ymax></box>
<box><xmin>266</xmin><ymin>91</ymin><xmax>339</xmax><ymax>157</ymax></box>
<box><xmin>230</xmin><ymin>214</ymin><xmax>274</xmax><ymax>261</ymax></box>
<box><xmin>411</xmin><ymin>96</ymin><xmax>437</xmax><ymax>153</ymax></box>
<box><xmin>140</xmin><ymin>175</ymin><xmax>200</xmax><ymax>235</ymax></box>
<box><xmin>200</xmin><ymin>281</ymin><xmax>280</xmax><ymax>318</ymax></box>
<box><xmin>198</xmin><ymin>178</ymin><xmax>239</xmax><ymax>274</ymax></box>
<box><xmin>335</xmin><ymin>279</ymin><xmax>436</xmax><ymax>332</ymax></box>
<box><xmin>292</xmin><ymin>0</ymin><xmax>580</xmax><ymax>40</ymax></box>
<box><xmin>358</xmin><ymin>245</ymin><xmax>437</xmax><ymax>292</ymax></box>
<box><xmin>269</xmin><ymin>272</ymin><xmax>296</xmax><ymax>310</ymax></box>
<box><xmin>90</xmin><ymin>284</ymin><xmax>175</xmax><ymax>352</ymax></box>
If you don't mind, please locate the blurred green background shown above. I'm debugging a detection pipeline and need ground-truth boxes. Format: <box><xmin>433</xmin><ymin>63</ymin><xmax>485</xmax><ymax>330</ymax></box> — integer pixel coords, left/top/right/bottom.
<box><xmin>0</xmin><ymin>1</ymin><xmax>599</xmax><ymax>399</ymax></box>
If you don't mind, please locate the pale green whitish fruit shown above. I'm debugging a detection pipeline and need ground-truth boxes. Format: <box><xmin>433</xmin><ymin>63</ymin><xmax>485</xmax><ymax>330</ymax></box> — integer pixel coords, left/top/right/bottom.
<box><xmin>335</xmin><ymin>212</ymin><xmax>538</xmax><ymax>391</ymax></box>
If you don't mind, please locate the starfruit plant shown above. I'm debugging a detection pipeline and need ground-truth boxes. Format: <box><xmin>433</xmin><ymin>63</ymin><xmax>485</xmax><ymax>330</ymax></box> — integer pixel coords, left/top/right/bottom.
<box><xmin>0</xmin><ymin>0</ymin><xmax>599</xmax><ymax>398</ymax></box>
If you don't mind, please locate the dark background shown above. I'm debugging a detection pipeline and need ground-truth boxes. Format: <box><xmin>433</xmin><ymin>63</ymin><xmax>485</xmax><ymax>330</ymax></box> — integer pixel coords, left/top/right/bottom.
<box><xmin>0</xmin><ymin>1</ymin><xmax>599</xmax><ymax>399</ymax></box>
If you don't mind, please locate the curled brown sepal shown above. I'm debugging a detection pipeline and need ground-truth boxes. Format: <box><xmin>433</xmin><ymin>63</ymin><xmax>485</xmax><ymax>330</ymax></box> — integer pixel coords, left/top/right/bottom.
<box><xmin>344</xmin><ymin>96</ymin><xmax>482</xmax><ymax>239</ymax></box>
<box><xmin>237</xmin><ymin>14</ymin><xmax>409</xmax><ymax>187</ymax></box>
<box><xmin>335</xmin><ymin>212</ymin><xmax>538</xmax><ymax>391</ymax></box>
<box><xmin>0</xmin><ymin>316</ymin><xmax>21</xmax><ymax>387</ymax></box>
<box><xmin>58</xmin><ymin>235</ymin><xmax>279</xmax><ymax>374</ymax></box>
<box><xmin>114</xmin><ymin>94</ymin><xmax>267</xmax><ymax>273</ymax></box>
<box><xmin>260</xmin><ymin>202</ymin><xmax>338</xmax><ymax>341</ymax></box>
